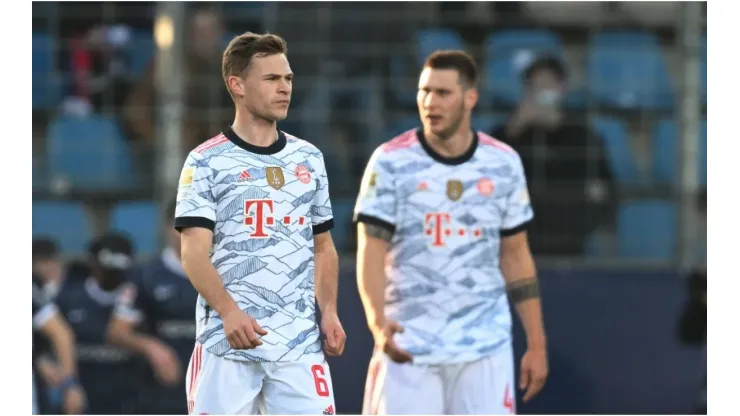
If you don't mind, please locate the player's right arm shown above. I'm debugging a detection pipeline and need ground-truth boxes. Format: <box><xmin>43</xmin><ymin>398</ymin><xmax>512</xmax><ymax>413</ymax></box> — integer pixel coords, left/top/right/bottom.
<box><xmin>175</xmin><ymin>151</ymin><xmax>267</xmax><ymax>350</ymax></box>
<box><xmin>354</xmin><ymin>148</ymin><xmax>412</xmax><ymax>363</ymax></box>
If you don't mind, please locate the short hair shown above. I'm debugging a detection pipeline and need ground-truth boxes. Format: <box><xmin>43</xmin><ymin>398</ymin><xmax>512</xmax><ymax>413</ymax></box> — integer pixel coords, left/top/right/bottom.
<box><xmin>222</xmin><ymin>32</ymin><xmax>288</xmax><ymax>87</ymax></box>
<box><xmin>423</xmin><ymin>50</ymin><xmax>479</xmax><ymax>88</ymax></box>
<box><xmin>33</xmin><ymin>238</ymin><xmax>59</xmax><ymax>263</ymax></box>
<box><xmin>522</xmin><ymin>55</ymin><xmax>568</xmax><ymax>85</ymax></box>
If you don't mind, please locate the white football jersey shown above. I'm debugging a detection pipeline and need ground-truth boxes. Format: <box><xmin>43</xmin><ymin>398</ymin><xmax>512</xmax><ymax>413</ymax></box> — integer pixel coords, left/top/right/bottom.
<box><xmin>175</xmin><ymin>127</ymin><xmax>334</xmax><ymax>362</ymax></box>
<box><xmin>354</xmin><ymin>128</ymin><xmax>533</xmax><ymax>365</ymax></box>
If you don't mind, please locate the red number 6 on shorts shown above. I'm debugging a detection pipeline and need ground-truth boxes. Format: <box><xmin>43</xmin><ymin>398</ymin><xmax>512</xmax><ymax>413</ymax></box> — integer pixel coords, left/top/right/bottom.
<box><xmin>311</xmin><ymin>364</ymin><xmax>330</xmax><ymax>397</ymax></box>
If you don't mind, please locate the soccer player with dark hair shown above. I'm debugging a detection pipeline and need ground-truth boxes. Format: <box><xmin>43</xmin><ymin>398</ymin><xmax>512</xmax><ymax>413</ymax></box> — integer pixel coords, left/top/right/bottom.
<box><xmin>175</xmin><ymin>32</ymin><xmax>345</xmax><ymax>414</ymax></box>
<box><xmin>54</xmin><ymin>233</ymin><xmax>138</xmax><ymax>414</ymax></box>
<box><xmin>106</xmin><ymin>200</ymin><xmax>198</xmax><ymax>414</ymax></box>
<box><xmin>355</xmin><ymin>50</ymin><xmax>549</xmax><ymax>414</ymax></box>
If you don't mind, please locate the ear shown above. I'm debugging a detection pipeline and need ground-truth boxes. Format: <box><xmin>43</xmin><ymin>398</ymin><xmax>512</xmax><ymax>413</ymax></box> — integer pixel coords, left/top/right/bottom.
<box><xmin>227</xmin><ymin>75</ymin><xmax>245</xmax><ymax>97</ymax></box>
<box><xmin>465</xmin><ymin>87</ymin><xmax>479</xmax><ymax>111</ymax></box>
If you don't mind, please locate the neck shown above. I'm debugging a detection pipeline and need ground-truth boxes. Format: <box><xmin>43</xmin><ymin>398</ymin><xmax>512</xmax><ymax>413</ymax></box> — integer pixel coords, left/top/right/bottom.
<box><xmin>232</xmin><ymin>108</ymin><xmax>278</xmax><ymax>147</ymax></box>
<box><xmin>425</xmin><ymin>124</ymin><xmax>474</xmax><ymax>159</ymax></box>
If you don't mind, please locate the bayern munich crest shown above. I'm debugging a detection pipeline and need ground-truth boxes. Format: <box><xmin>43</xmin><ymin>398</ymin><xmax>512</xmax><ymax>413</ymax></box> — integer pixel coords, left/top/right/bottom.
<box><xmin>295</xmin><ymin>164</ymin><xmax>312</xmax><ymax>184</ymax></box>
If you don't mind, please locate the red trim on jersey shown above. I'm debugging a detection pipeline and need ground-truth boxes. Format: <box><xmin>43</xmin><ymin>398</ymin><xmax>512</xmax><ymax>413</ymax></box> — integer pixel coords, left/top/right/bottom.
<box><xmin>364</xmin><ymin>356</ymin><xmax>382</xmax><ymax>414</ymax></box>
<box><xmin>187</xmin><ymin>343</ymin><xmax>203</xmax><ymax>414</ymax></box>
<box><xmin>478</xmin><ymin>132</ymin><xmax>515</xmax><ymax>153</ymax></box>
<box><xmin>194</xmin><ymin>134</ymin><xmax>228</xmax><ymax>154</ymax></box>
<box><xmin>382</xmin><ymin>130</ymin><xmax>418</xmax><ymax>152</ymax></box>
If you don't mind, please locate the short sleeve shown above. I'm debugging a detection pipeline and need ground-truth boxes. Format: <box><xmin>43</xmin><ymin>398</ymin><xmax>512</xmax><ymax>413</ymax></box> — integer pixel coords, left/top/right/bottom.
<box><xmin>113</xmin><ymin>272</ymin><xmax>147</xmax><ymax>324</ymax></box>
<box><xmin>353</xmin><ymin>147</ymin><xmax>398</xmax><ymax>233</ymax></box>
<box><xmin>310</xmin><ymin>153</ymin><xmax>334</xmax><ymax>235</ymax></box>
<box><xmin>175</xmin><ymin>151</ymin><xmax>217</xmax><ymax>232</ymax></box>
<box><xmin>32</xmin><ymin>283</ymin><xmax>58</xmax><ymax>330</ymax></box>
<box><xmin>500</xmin><ymin>155</ymin><xmax>534</xmax><ymax>236</ymax></box>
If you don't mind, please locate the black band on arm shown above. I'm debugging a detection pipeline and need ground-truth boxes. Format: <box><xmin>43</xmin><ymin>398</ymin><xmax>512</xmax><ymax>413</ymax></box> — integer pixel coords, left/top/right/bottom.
<box><xmin>355</xmin><ymin>214</ymin><xmax>396</xmax><ymax>242</ymax></box>
<box><xmin>313</xmin><ymin>219</ymin><xmax>335</xmax><ymax>235</ymax></box>
<box><xmin>506</xmin><ymin>278</ymin><xmax>540</xmax><ymax>304</ymax></box>
<box><xmin>500</xmin><ymin>220</ymin><xmax>531</xmax><ymax>237</ymax></box>
<box><xmin>175</xmin><ymin>216</ymin><xmax>216</xmax><ymax>233</ymax></box>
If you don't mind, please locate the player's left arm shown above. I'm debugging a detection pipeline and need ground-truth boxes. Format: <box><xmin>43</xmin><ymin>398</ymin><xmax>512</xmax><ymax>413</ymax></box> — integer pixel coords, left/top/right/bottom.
<box><xmin>310</xmin><ymin>153</ymin><xmax>345</xmax><ymax>355</ymax></box>
<box><xmin>499</xmin><ymin>154</ymin><xmax>548</xmax><ymax>402</ymax></box>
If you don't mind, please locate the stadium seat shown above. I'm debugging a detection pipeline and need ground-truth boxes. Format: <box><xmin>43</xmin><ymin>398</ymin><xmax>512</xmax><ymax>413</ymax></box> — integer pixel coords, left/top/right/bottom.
<box><xmin>482</xmin><ymin>30</ymin><xmax>563</xmax><ymax>106</ymax></box>
<box><xmin>617</xmin><ymin>200</ymin><xmax>677</xmax><ymax>261</ymax></box>
<box><xmin>331</xmin><ymin>199</ymin><xmax>355</xmax><ymax>250</ymax></box>
<box><xmin>390</xmin><ymin>28</ymin><xmax>465</xmax><ymax>106</ymax></box>
<box><xmin>128</xmin><ymin>30</ymin><xmax>154</xmax><ymax>77</ymax></box>
<box><xmin>587</xmin><ymin>31</ymin><xmax>675</xmax><ymax>110</ymax></box>
<box><xmin>109</xmin><ymin>201</ymin><xmax>160</xmax><ymax>256</ymax></box>
<box><xmin>46</xmin><ymin>115</ymin><xmax>135</xmax><ymax>190</ymax></box>
<box><xmin>472</xmin><ymin>114</ymin><xmax>504</xmax><ymax>134</ymax></box>
<box><xmin>591</xmin><ymin>117</ymin><xmax>640</xmax><ymax>185</ymax></box>
<box><xmin>32</xmin><ymin>202</ymin><xmax>93</xmax><ymax>255</ymax></box>
<box><xmin>383</xmin><ymin>116</ymin><xmax>420</xmax><ymax>143</ymax></box>
<box><xmin>651</xmin><ymin>119</ymin><xmax>707</xmax><ymax>186</ymax></box>
<box><xmin>33</xmin><ymin>32</ymin><xmax>60</xmax><ymax>109</ymax></box>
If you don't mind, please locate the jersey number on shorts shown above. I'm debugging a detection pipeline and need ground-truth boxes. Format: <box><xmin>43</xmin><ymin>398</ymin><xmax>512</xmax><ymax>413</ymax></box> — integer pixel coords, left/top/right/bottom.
<box><xmin>311</xmin><ymin>364</ymin><xmax>330</xmax><ymax>397</ymax></box>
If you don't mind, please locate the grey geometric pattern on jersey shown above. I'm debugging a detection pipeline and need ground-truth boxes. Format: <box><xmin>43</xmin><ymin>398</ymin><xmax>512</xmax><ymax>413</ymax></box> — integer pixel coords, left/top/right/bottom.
<box><xmin>354</xmin><ymin>129</ymin><xmax>533</xmax><ymax>365</ymax></box>
<box><xmin>176</xmin><ymin>132</ymin><xmax>333</xmax><ymax>363</ymax></box>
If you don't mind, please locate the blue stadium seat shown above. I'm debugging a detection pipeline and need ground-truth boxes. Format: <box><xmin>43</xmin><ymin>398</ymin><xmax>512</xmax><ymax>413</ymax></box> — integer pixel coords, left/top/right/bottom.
<box><xmin>128</xmin><ymin>30</ymin><xmax>154</xmax><ymax>77</ymax></box>
<box><xmin>651</xmin><ymin>119</ymin><xmax>707</xmax><ymax>186</ymax></box>
<box><xmin>472</xmin><ymin>114</ymin><xmax>504</xmax><ymax>134</ymax></box>
<box><xmin>33</xmin><ymin>33</ymin><xmax>60</xmax><ymax>109</ymax></box>
<box><xmin>46</xmin><ymin>115</ymin><xmax>135</xmax><ymax>190</ymax></box>
<box><xmin>331</xmin><ymin>199</ymin><xmax>355</xmax><ymax>250</ymax></box>
<box><xmin>617</xmin><ymin>200</ymin><xmax>677</xmax><ymax>260</ymax></box>
<box><xmin>482</xmin><ymin>30</ymin><xmax>562</xmax><ymax>106</ymax></box>
<box><xmin>390</xmin><ymin>29</ymin><xmax>465</xmax><ymax>106</ymax></box>
<box><xmin>591</xmin><ymin>117</ymin><xmax>640</xmax><ymax>185</ymax></box>
<box><xmin>109</xmin><ymin>201</ymin><xmax>159</xmax><ymax>256</ymax></box>
<box><xmin>383</xmin><ymin>116</ymin><xmax>420</xmax><ymax>143</ymax></box>
<box><xmin>33</xmin><ymin>202</ymin><xmax>93</xmax><ymax>255</ymax></box>
<box><xmin>587</xmin><ymin>31</ymin><xmax>674</xmax><ymax>110</ymax></box>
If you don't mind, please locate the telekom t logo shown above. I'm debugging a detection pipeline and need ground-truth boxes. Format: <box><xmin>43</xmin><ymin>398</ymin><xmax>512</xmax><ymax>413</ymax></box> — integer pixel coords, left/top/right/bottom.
<box><xmin>424</xmin><ymin>212</ymin><xmax>482</xmax><ymax>247</ymax></box>
<box><xmin>244</xmin><ymin>199</ymin><xmax>305</xmax><ymax>238</ymax></box>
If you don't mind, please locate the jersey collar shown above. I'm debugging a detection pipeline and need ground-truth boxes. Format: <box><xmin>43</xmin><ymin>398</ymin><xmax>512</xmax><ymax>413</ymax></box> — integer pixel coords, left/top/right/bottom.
<box><xmin>223</xmin><ymin>125</ymin><xmax>287</xmax><ymax>155</ymax></box>
<box><xmin>84</xmin><ymin>278</ymin><xmax>119</xmax><ymax>306</ymax></box>
<box><xmin>161</xmin><ymin>247</ymin><xmax>187</xmax><ymax>278</ymax></box>
<box><xmin>416</xmin><ymin>128</ymin><xmax>479</xmax><ymax>166</ymax></box>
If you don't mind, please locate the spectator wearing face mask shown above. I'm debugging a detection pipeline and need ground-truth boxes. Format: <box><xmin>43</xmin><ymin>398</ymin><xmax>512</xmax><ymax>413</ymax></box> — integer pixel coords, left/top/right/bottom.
<box><xmin>53</xmin><ymin>233</ymin><xmax>139</xmax><ymax>414</ymax></box>
<box><xmin>491</xmin><ymin>56</ymin><xmax>617</xmax><ymax>257</ymax></box>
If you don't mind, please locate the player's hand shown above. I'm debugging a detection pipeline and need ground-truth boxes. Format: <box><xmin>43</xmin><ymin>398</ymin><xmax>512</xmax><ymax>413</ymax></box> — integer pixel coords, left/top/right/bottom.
<box><xmin>146</xmin><ymin>341</ymin><xmax>182</xmax><ymax>386</ymax></box>
<box><xmin>372</xmin><ymin>320</ymin><xmax>413</xmax><ymax>364</ymax></box>
<box><xmin>320</xmin><ymin>312</ymin><xmax>346</xmax><ymax>356</ymax></box>
<box><xmin>62</xmin><ymin>384</ymin><xmax>87</xmax><ymax>415</ymax></box>
<box><xmin>519</xmin><ymin>346</ymin><xmax>548</xmax><ymax>403</ymax></box>
<box><xmin>222</xmin><ymin>308</ymin><xmax>268</xmax><ymax>350</ymax></box>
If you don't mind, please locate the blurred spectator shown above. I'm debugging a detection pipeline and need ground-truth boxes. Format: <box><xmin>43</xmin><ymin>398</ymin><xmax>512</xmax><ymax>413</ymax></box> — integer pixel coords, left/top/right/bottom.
<box><xmin>33</xmin><ymin>238</ymin><xmax>65</xmax><ymax>299</ymax></box>
<box><xmin>491</xmin><ymin>56</ymin><xmax>616</xmax><ymax>256</ymax></box>
<box><xmin>54</xmin><ymin>233</ymin><xmax>139</xmax><ymax>414</ymax></box>
<box><xmin>123</xmin><ymin>5</ymin><xmax>233</xmax><ymax>157</ymax></box>
<box><xmin>61</xmin><ymin>24</ymin><xmax>134</xmax><ymax>117</ymax></box>
<box><xmin>32</xmin><ymin>280</ymin><xmax>86</xmax><ymax>415</ymax></box>
<box><xmin>107</xmin><ymin>201</ymin><xmax>197</xmax><ymax>415</ymax></box>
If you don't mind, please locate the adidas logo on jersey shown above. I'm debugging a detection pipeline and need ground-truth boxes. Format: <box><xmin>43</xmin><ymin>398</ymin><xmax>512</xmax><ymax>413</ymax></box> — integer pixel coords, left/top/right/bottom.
<box><xmin>238</xmin><ymin>170</ymin><xmax>255</xmax><ymax>182</ymax></box>
<box><xmin>323</xmin><ymin>405</ymin><xmax>335</xmax><ymax>415</ymax></box>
